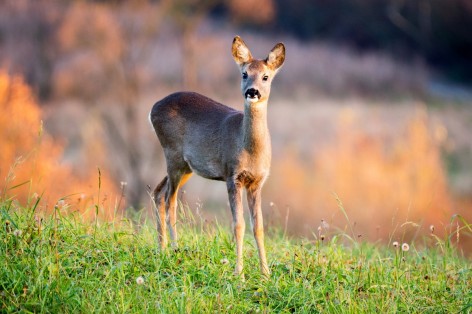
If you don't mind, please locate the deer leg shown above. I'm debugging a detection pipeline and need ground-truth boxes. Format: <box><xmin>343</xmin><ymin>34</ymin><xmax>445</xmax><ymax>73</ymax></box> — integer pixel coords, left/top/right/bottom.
<box><xmin>247</xmin><ymin>187</ymin><xmax>270</xmax><ymax>276</ymax></box>
<box><xmin>166</xmin><ymin>171</ymin><xmax>192</xmax><ymax>247</ymax></box>
<box><xmin>227</xmin><ymin>179</ymin><xmax>245</xmax><ymax>276</ymax></box>
<box><xmin>153</xmin><ymin>176</ymin><xmax>168</xmax><ymax>249</ymax></box>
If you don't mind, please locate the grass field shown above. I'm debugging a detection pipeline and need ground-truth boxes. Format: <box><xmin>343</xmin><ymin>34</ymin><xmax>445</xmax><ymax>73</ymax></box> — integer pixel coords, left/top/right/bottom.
<box><xmin>1</xmin><ymin>196</ymin><xmax>471</xmax><ymax>313</ymax></box>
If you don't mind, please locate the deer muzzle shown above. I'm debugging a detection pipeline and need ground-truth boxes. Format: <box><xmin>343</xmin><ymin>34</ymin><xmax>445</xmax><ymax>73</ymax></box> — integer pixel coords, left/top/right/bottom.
<box><xmin>245</xmin><ymin>88</ymin><xmax>261</xmax><ymax>101</ymax></box>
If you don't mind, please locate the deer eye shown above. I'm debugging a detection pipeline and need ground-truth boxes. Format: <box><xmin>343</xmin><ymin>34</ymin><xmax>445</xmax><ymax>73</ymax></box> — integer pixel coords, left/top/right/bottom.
<box><xmin>262</xmin><ymin>75</ymin><xmax>269</xmax><ymax>81</ymax></box>
<box><xmin>242</xmin><ymin>72</ymin><xmax>248</xmax><ymax>79</ymax></box>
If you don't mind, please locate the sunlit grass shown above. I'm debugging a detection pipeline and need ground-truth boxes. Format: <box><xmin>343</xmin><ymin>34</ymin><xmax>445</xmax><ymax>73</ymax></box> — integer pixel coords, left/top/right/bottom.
<box><xmin>1</xmin><ymin>196</ymin><xmax>471</xmax><ymax>313</ymax></box>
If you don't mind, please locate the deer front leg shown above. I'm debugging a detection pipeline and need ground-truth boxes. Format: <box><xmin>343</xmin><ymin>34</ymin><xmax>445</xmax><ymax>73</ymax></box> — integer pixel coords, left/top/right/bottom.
<box><xmin>227</xmin><ymin>179</ymin><xmax>245</xmax><ymax>276</ymax></box>
<box><xmin>247</xmin><ymin>187</ymin><xmax>270</xmax><ymax>276</ymax></box>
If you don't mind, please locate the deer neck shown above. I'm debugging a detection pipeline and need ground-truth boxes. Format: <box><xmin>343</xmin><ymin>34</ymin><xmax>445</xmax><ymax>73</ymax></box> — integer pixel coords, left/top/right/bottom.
<box><xmin>242</xmin><ymin>100</ymin><xmax>270</xmax><ymax>154</ymax></box>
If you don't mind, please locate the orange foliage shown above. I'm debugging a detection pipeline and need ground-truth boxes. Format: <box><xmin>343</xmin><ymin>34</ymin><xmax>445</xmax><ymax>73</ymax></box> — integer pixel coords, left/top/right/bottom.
<box><xmin>54</xmin><ymin>1</ymin><xmax>124</xmax><ymax>100</ymax></box>
<box><xmin>0</xmin><ymin>71</ymin><xmax>119</xmax><ymax>219</ymax></box>
<box><xmin>229</xmin><ymin>0</ymin><xmax>275</xmax><ymax>24</ymax></box>
<box><xmin>58</xmin><ymin>2</ymin><xmax>123</xmax><ymax>61</ymax></box>
<box><xmin>268</xmin><ymin>106</ymin><xmax>452</xmax><ymax>241</ymax></box>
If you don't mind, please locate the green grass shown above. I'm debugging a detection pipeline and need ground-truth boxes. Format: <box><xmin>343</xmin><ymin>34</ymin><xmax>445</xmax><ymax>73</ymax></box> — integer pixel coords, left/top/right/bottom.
<box><xmin>1</xmin><ymin>198</ymin><xmax>471</xmax><ymax>313</ymax></box>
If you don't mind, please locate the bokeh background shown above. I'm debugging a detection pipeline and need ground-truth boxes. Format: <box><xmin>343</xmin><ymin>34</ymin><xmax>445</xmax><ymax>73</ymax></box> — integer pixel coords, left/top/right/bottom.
<box><xmin>1</xmin><ymin>0</ymin><xmax>471</xmax><ymax>251</ymax></box>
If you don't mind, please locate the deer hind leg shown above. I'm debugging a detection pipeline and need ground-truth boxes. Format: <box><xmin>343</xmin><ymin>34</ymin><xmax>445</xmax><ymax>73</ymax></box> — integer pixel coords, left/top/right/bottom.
<box><xmin>166</xmin><ymin>169</ymin><xmax>192</xmax><ymax>248</ymax></box>
<box><xmin>247</xmin><ymin>186</ymin><xmax>270</xmax><ymax>276</ymax></box>
<box><xmin>153</xmin><ymin>176</ymin><xmax>168</xmax><ymax>249</ymax></box>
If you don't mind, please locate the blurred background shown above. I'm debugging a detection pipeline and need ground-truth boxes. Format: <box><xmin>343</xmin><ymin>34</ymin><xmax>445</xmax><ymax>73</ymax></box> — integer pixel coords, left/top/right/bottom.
<box><xmin>1</xmin><ymin>0</ymin><xmax>471</xmax><ymax>250</ymax></box>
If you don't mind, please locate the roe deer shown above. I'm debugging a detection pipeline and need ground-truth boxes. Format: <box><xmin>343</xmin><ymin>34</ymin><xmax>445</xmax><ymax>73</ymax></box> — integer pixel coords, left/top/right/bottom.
<box><xmin>149</xmin><ymin>36</ymin><xmax>285</xmax><ymax>276</ymax></box>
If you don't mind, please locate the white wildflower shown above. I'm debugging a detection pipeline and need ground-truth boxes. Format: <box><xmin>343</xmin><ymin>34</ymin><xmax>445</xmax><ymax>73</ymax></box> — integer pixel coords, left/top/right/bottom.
<box><xmin>401</xmin><ymin>243</ymin><xmax>410</xmax><ymax>252</ymax></box>
<box><xmin>136</xmin><ymin>276</ymin><xmax>144</xmax><ymax>285</ymax></box>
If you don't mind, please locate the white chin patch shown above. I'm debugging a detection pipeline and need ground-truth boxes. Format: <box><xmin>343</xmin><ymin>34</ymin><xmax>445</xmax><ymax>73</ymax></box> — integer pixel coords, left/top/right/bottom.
<box><xmin>246</xmin><ymin>96</ymin><xmax>259</xmax><ymax>103</ymax></box>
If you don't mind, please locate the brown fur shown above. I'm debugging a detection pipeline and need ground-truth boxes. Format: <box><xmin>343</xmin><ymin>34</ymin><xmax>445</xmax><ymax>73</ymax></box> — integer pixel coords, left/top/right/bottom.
<box><xmin>150</xmin><ymin>36</ymin><xmax>285</xmax><ymax>276</ymax></box>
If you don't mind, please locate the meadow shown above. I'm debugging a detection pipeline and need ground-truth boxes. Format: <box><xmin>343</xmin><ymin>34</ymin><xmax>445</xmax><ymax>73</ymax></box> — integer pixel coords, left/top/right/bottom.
<box><xmin>1</xmin><ymin>194</ymin><xmax>471</xmax><ymax>313</ymax></box>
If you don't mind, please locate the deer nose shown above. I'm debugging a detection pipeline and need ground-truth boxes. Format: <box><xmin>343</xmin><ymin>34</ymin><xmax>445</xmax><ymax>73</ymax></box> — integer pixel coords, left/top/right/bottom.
<box><xmin>245</xmin><ymin>88</ymin><xmax>261</xmax><ymax>99</ymax></box>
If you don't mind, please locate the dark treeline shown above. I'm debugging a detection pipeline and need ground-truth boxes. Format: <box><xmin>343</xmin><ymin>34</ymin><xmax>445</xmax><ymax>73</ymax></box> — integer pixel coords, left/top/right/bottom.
<box><xmin>224</xmin><ymin>0</ymin><xmax>472</xmax><ymax>84</ymax></box>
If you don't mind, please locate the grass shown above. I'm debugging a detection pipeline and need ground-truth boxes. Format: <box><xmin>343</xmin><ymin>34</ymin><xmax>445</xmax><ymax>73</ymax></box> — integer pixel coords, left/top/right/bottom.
<box><xmin>1</xmin><ymin>197</ymin><xmax>471</xmax><ymax>313</ymax></box>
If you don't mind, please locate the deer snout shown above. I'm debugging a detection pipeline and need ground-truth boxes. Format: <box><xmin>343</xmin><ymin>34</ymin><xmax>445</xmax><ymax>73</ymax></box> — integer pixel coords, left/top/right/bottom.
<box><xmin>245</xmin><ymin>88</ymin><xmax>261</xmax><ymax>100</ymax></box>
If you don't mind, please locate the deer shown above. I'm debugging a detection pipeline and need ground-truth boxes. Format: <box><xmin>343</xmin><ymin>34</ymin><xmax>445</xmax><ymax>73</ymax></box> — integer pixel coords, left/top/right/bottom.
<box><xmin>149</xmin><ymin>36</ymin><xmax>285</xmax><ymax>276</ymax></box>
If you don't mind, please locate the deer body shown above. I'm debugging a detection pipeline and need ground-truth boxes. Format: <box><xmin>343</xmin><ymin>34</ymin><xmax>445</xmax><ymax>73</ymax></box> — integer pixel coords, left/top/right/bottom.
<box><xmin>152</xmin><ymin>92</ymin><xmax>270</xmax><ymax>182</ymax></box>
<box><xmin>150</xmin><ymin>36</ymin><xmax>285</xmax><ymax>276</ymax></box>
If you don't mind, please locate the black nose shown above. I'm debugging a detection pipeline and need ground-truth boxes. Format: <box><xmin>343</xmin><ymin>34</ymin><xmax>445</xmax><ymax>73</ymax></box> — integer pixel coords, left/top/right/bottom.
<box><xmin>245</xmin><ymin>88</ymin><xmax>261</xmax><ymax>99</ymax></box>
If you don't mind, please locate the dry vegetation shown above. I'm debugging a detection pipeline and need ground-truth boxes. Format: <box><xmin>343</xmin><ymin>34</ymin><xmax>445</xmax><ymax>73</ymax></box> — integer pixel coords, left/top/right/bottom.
<box><xmin>267</xmin><ymin>102</ymin><xmax>451</xmax><ymax>238</ymax></box>
<box><xmin>0</xmin><ymin>71</ymin><xmax>118</xmax><ymax>219</ymax></box>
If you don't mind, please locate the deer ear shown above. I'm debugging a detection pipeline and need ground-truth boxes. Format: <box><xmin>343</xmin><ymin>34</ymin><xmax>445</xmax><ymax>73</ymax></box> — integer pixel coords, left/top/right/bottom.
<box><xmin>232</xmin><ymin>36</ymin><xmax>253</xmax><ymax>65</ymax></box>
<box><xmin>266</xmin><ymin>43</ymin><xmax>285</xmax><ymax>71</ymax></box>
